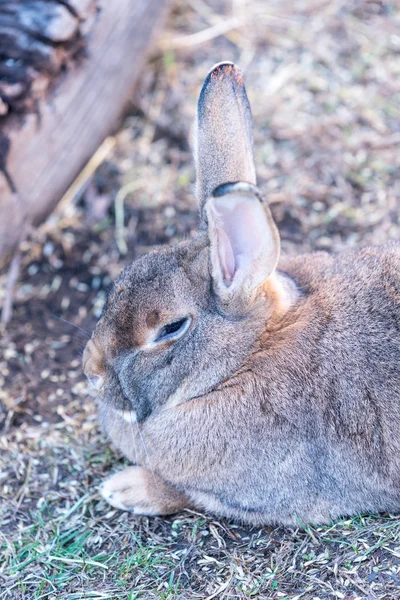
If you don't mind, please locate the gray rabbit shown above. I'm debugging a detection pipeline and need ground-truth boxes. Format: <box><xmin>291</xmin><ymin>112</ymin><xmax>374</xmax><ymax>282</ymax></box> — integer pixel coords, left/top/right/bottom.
<box><xmin>83</xmin><ymin>62</ymin><xmax>400</xmax><ymax>525</ymax></box>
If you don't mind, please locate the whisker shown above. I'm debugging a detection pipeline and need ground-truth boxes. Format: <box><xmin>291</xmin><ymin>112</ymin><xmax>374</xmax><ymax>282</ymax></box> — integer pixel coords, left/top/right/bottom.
<box><xmin>105</xmin><ymin>403</ymin><xmax>121</xmax><ymax>441</ymax></box>
<box><xmin>135</xmin><ymin>419</ymin><xmax>159</xmax><ymax>489</ymax></box>
<box><xmin>52</xmin><ymin>315</ymin><xmax>91</xmax><ymax>338</ymax></box>
<box><xmin>117</xmin><ymin>400</ymin><xmax>128</xmax><ymax>450</ymax></box>
<box><xmin>128</xmin><ymin>409</ymin><xmax>139</xmax><ymax>466</ymax></box>
<box><xmin>101</xmin><ymin>402</ymin><xmax>112</xmax><ymax>437</ymax></box>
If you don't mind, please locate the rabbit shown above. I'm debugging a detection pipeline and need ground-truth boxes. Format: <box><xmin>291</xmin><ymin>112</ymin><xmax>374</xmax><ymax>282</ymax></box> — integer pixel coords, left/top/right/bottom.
<box><xmin>82</xmin><ymin>62</ymin><xmax>400</xmax><ymax>525</ymax></box>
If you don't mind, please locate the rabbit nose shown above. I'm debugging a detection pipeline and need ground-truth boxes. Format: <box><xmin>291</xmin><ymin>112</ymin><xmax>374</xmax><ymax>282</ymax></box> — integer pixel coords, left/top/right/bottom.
<box><xmin>82</xmin><ymin>337</ymin><xmax>105</xmax><ymax>380</ymax></box>
<box><xmin>87</xmin><ymin>375</ymin><xmax>103</xmax><ymax>390</ymax></box>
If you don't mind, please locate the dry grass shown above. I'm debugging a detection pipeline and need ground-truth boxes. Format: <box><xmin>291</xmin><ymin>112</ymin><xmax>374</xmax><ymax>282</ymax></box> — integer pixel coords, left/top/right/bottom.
<box><xmin>1</xmin><ymin>0</ymin><xmax>400</xmax><ymax>598</ymax></box>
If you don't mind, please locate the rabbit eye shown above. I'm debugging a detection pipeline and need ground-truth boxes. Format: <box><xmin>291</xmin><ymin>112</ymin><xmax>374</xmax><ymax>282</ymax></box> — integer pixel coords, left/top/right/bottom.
<box><xmin>156</xmin><ymin>317</ymin><xmax>191</xmax><ymax>342</ymax></box>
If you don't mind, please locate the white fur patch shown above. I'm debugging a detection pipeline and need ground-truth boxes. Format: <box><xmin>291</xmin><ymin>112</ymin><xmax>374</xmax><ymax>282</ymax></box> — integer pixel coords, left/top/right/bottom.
<box><xmin>115</xmin><ymin>409</ymin><xmax>137</xmax><ymax>423</ymax></box>
<box><xmin>100</xmin><ymin>467</ymin><xmax>161</xmax><ymax>515</ymax></box>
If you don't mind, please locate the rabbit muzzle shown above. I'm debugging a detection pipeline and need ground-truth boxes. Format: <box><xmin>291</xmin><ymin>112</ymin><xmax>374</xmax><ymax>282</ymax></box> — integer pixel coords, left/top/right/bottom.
<box><xmin>82</xmin><ymin>337</ymin><xmax>106</xmax><ymax>388</ymax></box>
<box><xmin>83</xmin><ymin>338</ymin><xmax>136</xmax><ymax>416</ymax></box>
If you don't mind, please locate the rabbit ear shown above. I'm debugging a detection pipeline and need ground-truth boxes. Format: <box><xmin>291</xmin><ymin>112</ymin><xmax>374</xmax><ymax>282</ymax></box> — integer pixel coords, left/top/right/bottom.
<box><xmin>194</xmin><ymin>62</ymin><xmax>256</xmax><ymax>208</ymax></box>
<box><xmin>206</xmin><ymin>187</ymin><xmax>280</xmax><ymax>311</ymax></box>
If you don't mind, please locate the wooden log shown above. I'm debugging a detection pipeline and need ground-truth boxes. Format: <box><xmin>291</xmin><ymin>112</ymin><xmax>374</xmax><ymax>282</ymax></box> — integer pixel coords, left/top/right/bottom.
<box><xmin>0</xmin><ymin>0</ymin><xmax>171</xmax><ymax>264</ymax></box>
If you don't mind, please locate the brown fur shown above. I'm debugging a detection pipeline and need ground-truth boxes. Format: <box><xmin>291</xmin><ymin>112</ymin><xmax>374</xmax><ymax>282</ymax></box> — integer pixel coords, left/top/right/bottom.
<box><xmin>83</xmin><ymin>63</ymin><xmax>400</xmax><ymax>525</ymax></box>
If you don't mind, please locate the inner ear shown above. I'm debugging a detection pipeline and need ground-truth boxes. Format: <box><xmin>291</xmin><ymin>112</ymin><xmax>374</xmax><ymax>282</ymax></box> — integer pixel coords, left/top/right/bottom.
<box><xmin>206</xmin><ymin>192</ymin><xmax>280</xmax><ymax>306</ymax></box>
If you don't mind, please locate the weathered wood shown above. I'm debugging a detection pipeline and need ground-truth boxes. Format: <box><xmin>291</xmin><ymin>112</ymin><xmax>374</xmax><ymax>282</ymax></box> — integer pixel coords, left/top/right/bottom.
<box><xmin>0</xmin><ymin>0</ymin><xmax>170</xmax><ymax>263</ymax></box>
<box><xmin>0</xmin><ymin>0</ymin><xmax>91</xmax><ymax>117</ymax></box>
<box><xmin>0</xmin><ymin>2</ymin><xmax>79</xmax><ymax>42</ymax></box>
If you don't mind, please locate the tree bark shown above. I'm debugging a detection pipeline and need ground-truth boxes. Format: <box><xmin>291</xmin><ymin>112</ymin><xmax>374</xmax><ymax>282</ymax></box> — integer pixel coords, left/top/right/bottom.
<box><xmin>0</xmin><ymin>0</ymin><xmax>171</xmax><ymax>264</ymax></box>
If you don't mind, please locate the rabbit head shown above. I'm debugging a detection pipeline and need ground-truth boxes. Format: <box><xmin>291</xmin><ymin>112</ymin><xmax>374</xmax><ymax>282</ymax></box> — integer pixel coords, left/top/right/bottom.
<box><xmin>83</xmin><ymin>63</ymin><xmax>294</xmax><ymax>422</ymax></box>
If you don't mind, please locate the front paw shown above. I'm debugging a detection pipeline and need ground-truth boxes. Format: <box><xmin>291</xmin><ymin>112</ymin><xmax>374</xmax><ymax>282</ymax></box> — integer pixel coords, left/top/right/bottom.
<box><xmin>100</xmin><ymin>466</ymin><xmax>162</xmax><ymax>515</ymax></box>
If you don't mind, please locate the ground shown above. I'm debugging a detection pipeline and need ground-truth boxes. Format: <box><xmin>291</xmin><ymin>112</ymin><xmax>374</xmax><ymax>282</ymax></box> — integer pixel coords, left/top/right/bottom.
<box><xmin>1</xmin><ymin>0</ymin><xmax>400</xmax><ymax>598</ymax></box>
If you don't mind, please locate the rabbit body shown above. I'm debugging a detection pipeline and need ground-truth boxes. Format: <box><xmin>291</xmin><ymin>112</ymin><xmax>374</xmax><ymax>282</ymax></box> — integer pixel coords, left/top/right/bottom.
<box><xmin>83</xmin><ymin>63</ymin><xmax>400</xmax><ymax>524</ymax></box>
<box><xmin>96</xmin><ymin>243</ymin><xmax>400</xmax><ymax>524</ymax></box>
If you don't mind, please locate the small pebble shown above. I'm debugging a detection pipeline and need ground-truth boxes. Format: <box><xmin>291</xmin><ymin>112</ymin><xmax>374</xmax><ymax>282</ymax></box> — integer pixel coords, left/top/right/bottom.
<box><xmin>27</xmin><ymin>264</ymin><xmax>40</xmax><ymax>276</ymax></box>
<box><xmin>43</xmin><ymin>242</ymin><xmax>55</xmax><ymax>257</ymax></box>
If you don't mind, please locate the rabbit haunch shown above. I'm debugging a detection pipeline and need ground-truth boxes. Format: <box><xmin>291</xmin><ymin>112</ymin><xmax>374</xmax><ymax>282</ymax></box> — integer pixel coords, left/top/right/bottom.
<box><xmin>83</xmin><ymin>62</ymin><xmax>400</xmax><ymax>525</ymax></box>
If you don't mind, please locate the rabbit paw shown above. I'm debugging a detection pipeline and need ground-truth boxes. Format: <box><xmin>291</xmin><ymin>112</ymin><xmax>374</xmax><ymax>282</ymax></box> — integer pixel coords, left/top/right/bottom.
<box><xmin>100</xmin><ymin>466</ymin><xmax>162</xmax><ymax>515</ymax></box>
<box><xmin>100</xmin><ymin>466</ymin><xmax>188</xmax><ymax>516</ymax></box>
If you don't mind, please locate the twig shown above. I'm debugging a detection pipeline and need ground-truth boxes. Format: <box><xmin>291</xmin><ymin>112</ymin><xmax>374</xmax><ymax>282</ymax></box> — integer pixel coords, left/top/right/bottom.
<box><xmin>161</xmin><ymin>17</ymin><xmax>242</xmax><ymax>49</ymax></box>
<box><xmin>56</xmin><ymin>136</ymin><xmax>116</xmax><ymax>213</ymax></box>
<box><xmin>186</xmin><ymin>0</ymin><xmax>243</xmax><ymax>47</ymax></box>
<box><xmin>338</xmin><ymin>570</ymin><xmax>374</xmax><ymax>597</ymax></box>
<box><xmin>205</xmin><ymin>574</ymin><xmax>233</xmax><ymax>600</ymax></box>
<box><xmin>1</xmin><ymin>245</ymin><xmax>22</xmax><ymax>325</ymax></box>
<box><xmin>13</xmin><ymin>459</ymin><xmax>33</xmax><ymax>512</ymax></box>
<box><xmin>114</xmin><ymin>181</ymin><xmax>143</xmax><ymax>255</ymax></box>
<box><xmin>48</xmin><ymin>555</ymin><xmax>109</xmax><ymax>570</ymax></box>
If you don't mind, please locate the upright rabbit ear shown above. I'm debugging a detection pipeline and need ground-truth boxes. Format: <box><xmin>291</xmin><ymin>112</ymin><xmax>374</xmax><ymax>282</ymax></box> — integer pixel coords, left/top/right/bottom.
<box><xmin>206</xmin><ymin>184</ymin><xmax>280</xmax><ymax>312</ymax></box>
<box><xmin>194</xmin><ymin>62</ymin><xmax>256</xmax><ymax>208</ymax></box>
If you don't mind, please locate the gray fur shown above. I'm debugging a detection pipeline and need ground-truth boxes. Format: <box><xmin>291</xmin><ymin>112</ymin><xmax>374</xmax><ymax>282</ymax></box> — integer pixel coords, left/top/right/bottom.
<box><xmin>195</xmin><ymin>62</ymin><xmax>256</xmax><ymax>208</ymax></box>
<box><xmin>83</xmin><ymin>63</ymin><xmax>400</xmax><ymax>525</ymax></box>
